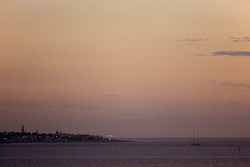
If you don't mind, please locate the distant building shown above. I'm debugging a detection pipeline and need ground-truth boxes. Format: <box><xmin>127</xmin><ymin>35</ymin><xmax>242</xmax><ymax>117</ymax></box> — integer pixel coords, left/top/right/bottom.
<box><xmin>106</xmin><ymin>135</ymin><xmax>113</xmax><ymax>139</ymax></box>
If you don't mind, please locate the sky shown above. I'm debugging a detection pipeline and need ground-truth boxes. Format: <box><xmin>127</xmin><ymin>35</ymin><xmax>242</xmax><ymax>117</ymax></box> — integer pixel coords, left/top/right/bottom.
<box><xmin>1</xmin><ymin>0</ymin><xmax>250</xmax><ymax>138</ymax></box>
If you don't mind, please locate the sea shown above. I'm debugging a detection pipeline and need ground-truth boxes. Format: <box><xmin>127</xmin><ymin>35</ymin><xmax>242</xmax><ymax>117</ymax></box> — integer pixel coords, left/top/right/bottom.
<box><xmin>0</xmin><ymin>138</ymin><xmax>250</xmax><ymax>167</ymax></box>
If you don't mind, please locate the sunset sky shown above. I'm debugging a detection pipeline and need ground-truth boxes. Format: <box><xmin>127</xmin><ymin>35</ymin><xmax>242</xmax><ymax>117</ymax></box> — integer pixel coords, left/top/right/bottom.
<box><xmin>1</xmin><ymin>0</ymin><xmax>250</xmax><ymax>138</ymax></box>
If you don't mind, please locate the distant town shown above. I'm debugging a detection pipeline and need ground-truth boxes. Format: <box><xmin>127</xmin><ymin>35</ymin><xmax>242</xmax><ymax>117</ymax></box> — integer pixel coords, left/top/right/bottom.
<box><xmin>0</xmin><ymin>125</ymin><xmax>120</xmax><ymax>143</ymax></box>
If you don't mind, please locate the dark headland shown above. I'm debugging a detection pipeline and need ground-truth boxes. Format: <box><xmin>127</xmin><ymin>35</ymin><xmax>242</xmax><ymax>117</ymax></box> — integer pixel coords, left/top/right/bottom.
<box><xmin>0</xmin><ymin>125</ymin><xmax>123</xmax><ymax>143</ymax></box>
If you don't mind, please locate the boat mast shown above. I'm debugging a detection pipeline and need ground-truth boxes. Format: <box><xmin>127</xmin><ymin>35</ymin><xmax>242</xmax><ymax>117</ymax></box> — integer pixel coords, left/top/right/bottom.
<box><xmin>193</xmin><ymin>132</ymin><xmax>196</xmax><ymax>144</ymax></box>
<box><xmin>197</xmin><ymin>133</ymin><xmax>199</xmax><ymax>144</ymax></box>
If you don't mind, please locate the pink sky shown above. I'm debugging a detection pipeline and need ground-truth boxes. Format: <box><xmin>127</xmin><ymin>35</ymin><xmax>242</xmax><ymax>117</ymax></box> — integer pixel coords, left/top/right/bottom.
<box><xmin>1</xmin><ymin>0</ymin><xmax>250</xmax><ymax>138</ymax></box>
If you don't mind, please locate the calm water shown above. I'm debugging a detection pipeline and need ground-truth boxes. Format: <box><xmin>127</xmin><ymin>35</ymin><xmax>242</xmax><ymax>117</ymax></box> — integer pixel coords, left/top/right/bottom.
<box><xmin>1</xmin><ymin>138</ymin><xmax>250</xmax><ymax>167</ymax></box>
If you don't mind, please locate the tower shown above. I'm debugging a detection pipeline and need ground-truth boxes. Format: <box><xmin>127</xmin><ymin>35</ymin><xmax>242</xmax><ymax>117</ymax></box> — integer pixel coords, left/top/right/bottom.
<box><xmin>21</xmin><ymin>125</ymin><xmax>24</xmax><ymax>134</ymax></box>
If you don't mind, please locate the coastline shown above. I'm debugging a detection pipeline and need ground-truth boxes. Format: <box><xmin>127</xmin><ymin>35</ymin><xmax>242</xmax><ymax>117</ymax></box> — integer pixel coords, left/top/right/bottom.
<box><xmin>0</xmin><ymin>131</ymin><xmax>127</xmax><ymax>144</ymax></box>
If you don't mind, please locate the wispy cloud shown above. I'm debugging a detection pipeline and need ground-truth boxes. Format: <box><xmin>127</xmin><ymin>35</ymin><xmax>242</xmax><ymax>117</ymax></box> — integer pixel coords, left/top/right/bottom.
<box><xmin>195</xmin><ymin>54</ymin><xmax>206</xmax><ymax>56</ymax></box>
<box><xmin>0</xmin><ymin>101</ymin><xmax>92</xmax><ymax>110</ymax></box>
<box><xmin>227</xmin><ymin>101</ymin><xmax>239</xmax><ymax>104</ymax></box>
<box><xmin>105</xmin><ymin>94</ymin><xmax>116</xmax><ymax>97</ymax></box>
<box><xmin>178</xmin><ymin>38</ymin><xmax>208</xmax><ymax>42</ymax></box>
<box><xmin>230</xmin><ymin>37</ymin><xmax>250</xmax><ymax>42</ymax></box>
<box><xmin>212</xmin><ymin>51</ymin><xmax>250</xmax><ymax>56</ymax></box>
<box><xmin>120</xmin><ymin>112</ymin><xmax>141</xmax><ymax>117</ymax></box>
<box><xmin>221</xmin><ymin>82</ymin><xmax>250</xmax><ymax>89</ymax></box>
<box><xmin>208</xmin><ymin>80</ymin><xmax>217</xmax><ymax>85</ymax></box>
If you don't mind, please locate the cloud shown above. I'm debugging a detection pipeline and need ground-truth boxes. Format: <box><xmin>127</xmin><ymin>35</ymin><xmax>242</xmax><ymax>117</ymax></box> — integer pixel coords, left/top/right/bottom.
<box><xmin>105</xmin><ymin>94</ymin><xmax>116</xmax><ymax>97</ymax></box>
<box><xmin>230</xmin><ymin>37</ymin><xmax>250</xmax><ymax>42</ymax></box>
<box><xmin>221</xmin><ymin>82</ymin><xmax>250</xmax><ymax>89</ymax></box>
<box><xmin>0</xmin><ymin>100</ymin><xmax>92</xmax><ymax>110</ymax></box>
<box><xmin>178</xmin><ymin>38</ymin><xmax>208</xmax><ymax>42</ymax></box>
<box><xmin>120</xmin><ymin>112</ymin><xmax>141</xmax><ymax>116</ymax></box>
<box><xmin>227</xmin><ymin>101</ymin><xmax>239</xmax><ymax>104</ymax></box>
<box><xmin>212</xmin><ymin>51</ymin><xmax>250</xmax><ymax>56</ymax></box>
<box><xmin>208</xmin><ymin>80</ymin><xmax>217</xmax><ymax>85</ymax></box>
<box><xmin>195</xmin><ymin>54</ymin><xmax>206</xmax><ymax>56</ymax></box>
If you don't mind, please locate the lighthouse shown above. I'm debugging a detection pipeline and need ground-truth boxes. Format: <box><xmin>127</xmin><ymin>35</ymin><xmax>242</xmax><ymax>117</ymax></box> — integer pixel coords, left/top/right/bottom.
<box><xmin>21</xmin><ymin>125</ymin><xmax>24</xmax><ymax>134</ymax></box>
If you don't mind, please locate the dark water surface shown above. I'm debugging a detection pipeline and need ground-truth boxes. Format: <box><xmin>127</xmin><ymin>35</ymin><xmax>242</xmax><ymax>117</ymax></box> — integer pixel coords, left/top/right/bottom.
<box><xmin>1</xmin><ymin>138</ymin><xmax>250</xmax><ymax>167</ymax></box>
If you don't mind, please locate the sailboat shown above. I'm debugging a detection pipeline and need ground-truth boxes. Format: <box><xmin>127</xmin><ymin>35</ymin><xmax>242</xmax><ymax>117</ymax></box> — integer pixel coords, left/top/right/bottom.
<box><xmin>191</xmin><ymin>132</ymin><xmax>200</xmax><ymax>146</ymax></box>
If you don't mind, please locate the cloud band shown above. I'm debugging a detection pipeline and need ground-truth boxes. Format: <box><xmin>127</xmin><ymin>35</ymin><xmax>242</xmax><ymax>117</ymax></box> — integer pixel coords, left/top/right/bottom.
<box><xmin>212</xmin><ymin>51</ymin><xmax>250</xmax><ymax>56</ymax></box>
